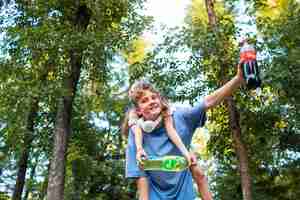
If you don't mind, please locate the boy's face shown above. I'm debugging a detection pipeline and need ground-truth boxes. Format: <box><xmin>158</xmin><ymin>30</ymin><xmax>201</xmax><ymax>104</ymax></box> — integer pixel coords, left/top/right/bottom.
<box><xmin>136</xmin><ymin>90</ymin><xmax>162</xmax><ymax>121</ymax></box>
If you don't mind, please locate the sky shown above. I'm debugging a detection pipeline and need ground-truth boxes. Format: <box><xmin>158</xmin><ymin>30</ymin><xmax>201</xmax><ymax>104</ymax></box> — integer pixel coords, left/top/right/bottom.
<box><xmin>144</xmin><ymin>0</ymin><xmax>190</xmax><ymax>27</ymax></box>
<box><xmin>142</xmin><ymin>0</ymin><xmax>257</xmax><ymax>42</ymax></box>
<box><xmin>142</xmin><ymin>0</ymin><xmax>190</xmax><ymax>43</ymax></box>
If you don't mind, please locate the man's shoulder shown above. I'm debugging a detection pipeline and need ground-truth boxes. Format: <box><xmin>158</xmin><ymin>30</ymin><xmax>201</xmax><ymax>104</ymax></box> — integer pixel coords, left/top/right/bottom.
<box><xmin>170</xmin><ymin>103</ymin><xmax>192</xmax><ymax>111</ymax></box>
<box><xmin>170</xmin><ymin>103</ymin><xmax>191</xmax><ymax>116</ymax></box>
<box><xmin>170</xmin><ymin>99</ymin><xmax>206</xmax><ymax>118</ymax></box>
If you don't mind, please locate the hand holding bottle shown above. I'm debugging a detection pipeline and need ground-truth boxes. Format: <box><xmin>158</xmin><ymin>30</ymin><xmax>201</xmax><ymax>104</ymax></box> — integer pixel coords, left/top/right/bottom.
<box><xmin>239</xmin><ymin>39</ymin><xmax>262</xmax><ymax>89</ymax></box>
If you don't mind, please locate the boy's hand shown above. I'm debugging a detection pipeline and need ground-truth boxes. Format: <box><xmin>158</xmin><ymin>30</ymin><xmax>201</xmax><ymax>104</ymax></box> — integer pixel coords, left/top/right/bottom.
<box><xmin>184</xmin><ymin>152</ymin><xmax>197</xmax><ymax>167</ymax></box>
<box><xmin>136</xmin><ymin>148</ymin><xmax>148</xmax><ymax>168</ymax></box>
<box><xmin>183</xmin><ymin>153</ymin><xmax>192</xmax><ymax>167</ymax></box>
<box><xmin>189</xmin><ymin>151</ymin><xmax>198</xmax><ymax>166</ymax></box>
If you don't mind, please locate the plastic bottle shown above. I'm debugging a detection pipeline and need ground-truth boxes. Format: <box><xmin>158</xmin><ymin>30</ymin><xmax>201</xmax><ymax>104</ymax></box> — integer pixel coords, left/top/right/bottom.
<box><xmin>240</xmin><ymin>39</ymin><xmax>261</xmax><ymax>89</ymax></box>
<box><xmin>139</xmin><ymin>155</ymin><xmax>188</xmax><ymax>172</ymax></box>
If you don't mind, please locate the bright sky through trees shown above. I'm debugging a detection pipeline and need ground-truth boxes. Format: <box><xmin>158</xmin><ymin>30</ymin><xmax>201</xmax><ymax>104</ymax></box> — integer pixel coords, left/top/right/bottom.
<box><xmin>142</xmin><ymin>0</ymin><xmax>190</xmax><ymax>43</ymax></box>
<box><xmin>144</xmin><ymin>0</ymin><xmax>189</xmax><ymax>27</ymax></box>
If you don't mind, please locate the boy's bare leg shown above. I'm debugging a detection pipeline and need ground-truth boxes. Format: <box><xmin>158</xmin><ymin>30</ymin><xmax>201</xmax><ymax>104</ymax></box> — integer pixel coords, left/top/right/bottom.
<box><xmin>190</xmin><ymin>165</ymin><xmax>213</xmax><ymax>200</ymax></box>
<box><xmin>136</xmin><ymin>177</ymin><xmax>149</xmax><ymax>200</ymax></box>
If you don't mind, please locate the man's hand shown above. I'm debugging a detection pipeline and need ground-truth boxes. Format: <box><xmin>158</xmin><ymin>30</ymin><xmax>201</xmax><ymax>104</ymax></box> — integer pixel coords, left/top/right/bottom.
<box><xmin>236</xmin><ymin>61</ymin><xmax>245</xmax><ymax>84</ymax></box>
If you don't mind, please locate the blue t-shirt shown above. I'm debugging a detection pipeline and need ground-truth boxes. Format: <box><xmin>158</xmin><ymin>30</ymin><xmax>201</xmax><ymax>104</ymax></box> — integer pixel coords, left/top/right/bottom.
<box><xmin>125</xmin><ymin>100</ymin><xmax>207</xmax><ymax>200</ymax></box>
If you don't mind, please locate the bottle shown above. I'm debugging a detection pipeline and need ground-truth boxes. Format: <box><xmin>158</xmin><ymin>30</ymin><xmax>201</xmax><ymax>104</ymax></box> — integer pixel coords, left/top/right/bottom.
<box><xmin>240</xmin><ymin>39</ymin><xmax>261</xmax><ymax>89</ymax></box>
<box><xmin>139</xmin><ymin>155</ymin><xmax>188</xmax><ymax>172</ymax></box>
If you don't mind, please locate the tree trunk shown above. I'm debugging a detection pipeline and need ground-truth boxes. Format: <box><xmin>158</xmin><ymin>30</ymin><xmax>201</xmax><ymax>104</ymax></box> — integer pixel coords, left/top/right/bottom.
<box><xmin>46</xmin><ymin>4</ymin><xmax>91</xmax><ymax>200</ymax></box>
<box><xmin>39</xmin><ymin>163</ymin><xmax>50</xmax><ymax>200</ymax></box>
<box><xmin>24</xmin><ymin>158</ymin><xmax>37</xmax><ymax>200</ymax></box>
<box><xmin>204</xmin><ymin>1</ymin><xmax>252</xmax><ymax>200</ymax></box>
<box><xmin>12</xmin><ymin>48</ymin><xmax>55</xmax><ymax>200</ymax></box>
<box><xmin>205</xmin><ymin>0</ymin><xmax>217</xmax><ymax>29</ymax></box>
<box><xmin>46</xmin><ymin>52</ymin><xmax>82</xmax><ymax>200</ymax></box>
<box><xmin>226</xmin><ymin>97</ymin><xmax>252</xmax><ymax>200</ymax></box>
<box><xmin>12</xmin><ymin>98</ymin><xmax>38</xmax><ymax>200</ymax></box>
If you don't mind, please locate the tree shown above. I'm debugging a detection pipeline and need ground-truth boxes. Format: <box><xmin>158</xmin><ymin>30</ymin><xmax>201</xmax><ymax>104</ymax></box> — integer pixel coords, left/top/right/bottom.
<box><xmin>1</xmin><ymin>0</ymin><xmax>150</xmax><ymax>199</ymax></box>
<box><xmin>188</xmin><ymin>1</ymin><xmax>252</xmax><ymax>199</ymax></box>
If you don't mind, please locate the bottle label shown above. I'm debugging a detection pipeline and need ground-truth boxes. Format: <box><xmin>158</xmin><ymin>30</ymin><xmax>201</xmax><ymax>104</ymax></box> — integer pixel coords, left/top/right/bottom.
<box><xmin>162</xmin><ymin>159</ymin><xmax>177</xmax><ymax>170</ymax></box>
<box><xmin>240</xmin><ymin>51</ymin><xmax>256</xmax><ymax>62</ymax></box>
<box><xmin>141</xmin><ymin>156</ymin><xmax>188</xmax><ymax>172</ymax></box>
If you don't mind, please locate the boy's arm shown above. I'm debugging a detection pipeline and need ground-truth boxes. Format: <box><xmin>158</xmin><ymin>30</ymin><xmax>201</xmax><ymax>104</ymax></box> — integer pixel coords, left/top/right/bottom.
<box><xmin>132</xmin><ymin>125</ymin><xmax>143</xmax><ymax>152</ymax></box>
<box><xmin>164</xmin><ymin>116</ymin><xmax>191</xmax><ymax>164</ymax></box>
<box><xmin>128</xmin><ymin>110</ymin><xmax>147</xmax><ymax>162</ymax></box>
<box><xmin>204</xmin><ymin>63</ymin><xmax>244</xmax><ymax>110</ymax></box>
<box><xmin>132</xmin><ymin>125</ymin><xmax>148</xmax><ymax>164</ymax></box>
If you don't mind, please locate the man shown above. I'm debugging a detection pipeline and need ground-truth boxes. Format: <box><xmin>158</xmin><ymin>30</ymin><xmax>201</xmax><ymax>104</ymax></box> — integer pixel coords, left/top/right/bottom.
<box><xmin>124</xmin><ymin>63</ymin><xmax>244</xmax><ymax>199</ymax></box>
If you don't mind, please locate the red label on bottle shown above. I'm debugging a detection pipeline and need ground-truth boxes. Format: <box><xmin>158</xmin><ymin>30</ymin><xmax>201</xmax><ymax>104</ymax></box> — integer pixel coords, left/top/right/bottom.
<box><xmin>240</xmin><ymin>51</ymin><xmax>256</xmax><ymax>62</ymax></box>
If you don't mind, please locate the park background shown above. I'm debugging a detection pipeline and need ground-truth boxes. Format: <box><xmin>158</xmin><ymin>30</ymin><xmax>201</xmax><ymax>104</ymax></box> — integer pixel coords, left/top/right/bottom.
<box><xmin>0</xmin><ymin>0</ymin><xmax>299</xmax><ymax>199</ymax></box>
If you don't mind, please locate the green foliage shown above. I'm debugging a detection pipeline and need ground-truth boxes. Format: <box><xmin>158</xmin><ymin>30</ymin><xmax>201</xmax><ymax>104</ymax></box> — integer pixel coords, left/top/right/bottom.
<box><xmin>185</xmin><ymin>0</ymin><xmax>300</xmax><ymax>199</ymax></box>
<box><xmin>256</xmin><ymin>0</ymin><xmax>300</xmax><ymax>116</ymax></box>
<box><xmin>1</xmin><ymin>0</ymin><xmax>299</xmax><ymax>199</ymax></box>
<box><xmin>0</xmin><ymin>192</ymin><xmax>10</xmax><ymax>200</ymax></box>
<box><xmin>1</xmin><ymin>0</ymin><xmax>149</xmax><ymax>198</ymax></box>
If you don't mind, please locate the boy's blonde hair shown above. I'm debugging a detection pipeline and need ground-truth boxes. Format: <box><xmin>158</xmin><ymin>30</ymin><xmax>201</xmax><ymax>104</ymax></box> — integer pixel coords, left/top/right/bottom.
<box><xmin>128</xmin><ymin>79</ymin><xmax>169</xmax><ymax>113</ymax></box>
<box><xmin>121</xmin><ymin>79</ymin><xmax>170</xmax><ymax>137</ymax></box>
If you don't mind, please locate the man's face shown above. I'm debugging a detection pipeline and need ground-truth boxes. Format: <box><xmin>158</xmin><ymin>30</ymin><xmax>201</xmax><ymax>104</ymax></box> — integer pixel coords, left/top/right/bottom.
<box><xmin>136</xmin><ymin>90</ymin><xmax>162</xmax><ymax>121</ymax></box>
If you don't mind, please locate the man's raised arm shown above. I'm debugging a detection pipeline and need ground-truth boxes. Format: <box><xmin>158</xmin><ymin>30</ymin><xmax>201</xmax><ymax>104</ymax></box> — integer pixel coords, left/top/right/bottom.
<box><xmin>204</xmin><ymin>63</ymin><xmax>244</xmax><ymax>111</ymax></box>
